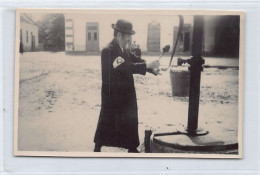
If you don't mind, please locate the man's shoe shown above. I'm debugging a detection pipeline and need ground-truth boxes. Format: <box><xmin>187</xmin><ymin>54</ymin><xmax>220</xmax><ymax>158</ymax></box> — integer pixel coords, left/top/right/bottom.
<box><xmin>128</xmin><ymin>148</ymin><xmax>139</xmax><ymax>153</ymax></box>
<box><xmin>94</xmin><ymin>145</ymin><xmax>101</xmax><ymax>152</ymax></box>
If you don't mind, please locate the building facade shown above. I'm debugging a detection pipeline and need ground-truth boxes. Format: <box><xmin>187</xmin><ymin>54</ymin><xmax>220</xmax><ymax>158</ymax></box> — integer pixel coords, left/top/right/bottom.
<box><xmin>64</xmin><ymin>14</ymin><xmax>240</xmax><ymax>58</ymax></box>
<box><xmin>64</xmin><ymin>14</ymin><xmax>185</xmax><ymax>54</ymax></box>
<box><xmin>203</xmin><ymin>16</ymin><xmax>240</xmax><ymax>57</ymax></box>
<box><xmin>20</xmin><ymin>14</ymin><xmax>39</xmax><ymax>52</ymax></box>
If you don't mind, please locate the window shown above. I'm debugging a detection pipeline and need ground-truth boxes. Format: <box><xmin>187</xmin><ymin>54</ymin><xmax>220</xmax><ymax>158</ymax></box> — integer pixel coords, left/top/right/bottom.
<box><xmin>26</xmin><ymin>31</ymin><xmax>28</xmax><ymax>43</ymax></box>
<box><xmin>94</xmin><ymin>32</ymin><xmax>97</xmax><ymax>41</ymax></box>
<box><xmin>87</xmin><ymin>26</ymin><xmax>97</xmax><ymax>30</ymax></box>
<box><xmin>88</xmin><ymin>32</ymin><xmax>91</xmax><ymax>41</ymax></box>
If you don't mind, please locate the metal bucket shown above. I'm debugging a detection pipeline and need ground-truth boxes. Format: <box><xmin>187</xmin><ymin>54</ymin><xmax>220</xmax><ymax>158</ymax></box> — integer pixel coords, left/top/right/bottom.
<box><xmin>169</xmin><ymin>68</ymin><xmax>190</xmax><ymax>97</ymax></box>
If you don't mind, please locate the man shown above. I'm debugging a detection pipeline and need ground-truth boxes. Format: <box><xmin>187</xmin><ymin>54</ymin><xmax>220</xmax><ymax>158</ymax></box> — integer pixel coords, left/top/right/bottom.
<box><xmin>131</xmin><ymin>44</ymin><xmax>142</xmax><ymax>58</ymax></box>
<box><xmin>94</xmin><ymin>19</ymin><xmax>159</xmax><ymax>153</ymax></box>
<box><xmin>19</xmin><ymin>40</ymin><xmax>24</xmax><ymax>54</ymax></box>
<box><xmin>131</xmin><ymin>40</ymin><xmax>137</xmax><ymax>50</ymax></box>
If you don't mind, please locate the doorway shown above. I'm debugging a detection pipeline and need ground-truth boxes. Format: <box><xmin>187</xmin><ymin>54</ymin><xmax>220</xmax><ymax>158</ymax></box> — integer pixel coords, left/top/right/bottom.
<box><xmin>147</xmin><ymin>23</ymin><xmax>160</xmax><ymax>52</ymax></box>
<box><xmin>86</xmin><ymin>22</ymin><xmax>99</xmax><ymax>52</ymax></box>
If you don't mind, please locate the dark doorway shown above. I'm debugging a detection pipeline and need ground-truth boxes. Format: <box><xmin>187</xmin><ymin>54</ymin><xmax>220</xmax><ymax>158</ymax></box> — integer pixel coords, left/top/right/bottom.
<box><xmin>86</xmin><ymin>22</ymin><xmax>99</xmax><ymax>52</ymax></box>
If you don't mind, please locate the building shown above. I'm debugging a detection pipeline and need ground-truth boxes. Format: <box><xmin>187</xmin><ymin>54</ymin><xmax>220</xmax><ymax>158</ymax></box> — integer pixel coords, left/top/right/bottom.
<box><xmin>203</xmin><ymin>16</ymin><xmax>240</xmax><ymax>57</ymax></box>
<box><xmin>64</xmin><ymin>14</ymin><xmax>185</xmax><ymax>54</ymax></box>
<box><xmin>20</xmin><ymin>14</ymin><xmax>39</xmax><ymax>52</ymax></box>
<box><xmin>173</xmin><ymin>16</ymin><xmax>240</xmax><ymax>58</ymax></box>
<box><xmin>64</xmin><ymin>14</ymin><xmax>240</xmax><ymax>58</ymax></box>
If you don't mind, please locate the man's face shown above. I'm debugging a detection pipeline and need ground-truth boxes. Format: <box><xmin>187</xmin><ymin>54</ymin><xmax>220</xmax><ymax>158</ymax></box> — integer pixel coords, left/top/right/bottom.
<box><xmin>121</xmin><ymin>33</ymin><xmax>132</xmax><ymax>50</ymax></box>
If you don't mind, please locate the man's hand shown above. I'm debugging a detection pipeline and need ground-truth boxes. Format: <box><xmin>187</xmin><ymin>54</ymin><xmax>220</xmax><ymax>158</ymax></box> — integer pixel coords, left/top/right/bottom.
<box><xmin>147</xmin><ymin>60</ymin><xmax>160</xmax><ymax>76</ymax></box>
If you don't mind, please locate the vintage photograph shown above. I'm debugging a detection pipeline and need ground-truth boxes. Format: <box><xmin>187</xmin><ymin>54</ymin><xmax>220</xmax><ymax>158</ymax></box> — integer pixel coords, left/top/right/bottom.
<box><xmin>14</xmin><ymin>9</ymin><xmax>244</xmax><ymax>158</ymax></box>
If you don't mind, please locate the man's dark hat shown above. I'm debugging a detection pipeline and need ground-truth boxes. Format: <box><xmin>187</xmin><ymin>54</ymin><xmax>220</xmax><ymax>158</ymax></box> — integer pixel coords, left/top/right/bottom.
<box><xmin>112</xmin><ymin>19</ymin><xmax>135</xmax><ymax>35</ymax></box>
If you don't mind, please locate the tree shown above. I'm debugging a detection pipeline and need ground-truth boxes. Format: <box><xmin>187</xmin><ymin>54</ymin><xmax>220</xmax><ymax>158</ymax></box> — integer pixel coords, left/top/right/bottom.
<box><xmin>38</xmin><ymin>14</ymin><xmax>65</xmax><ymax>51</ymax></box>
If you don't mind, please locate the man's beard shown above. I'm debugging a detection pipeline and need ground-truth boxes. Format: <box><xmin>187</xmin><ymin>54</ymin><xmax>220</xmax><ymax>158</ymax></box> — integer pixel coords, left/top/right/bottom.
<box><xmin>123</xmin><ymin>41</ymin><xmax>131</xmax><ymax>51</ymax></box>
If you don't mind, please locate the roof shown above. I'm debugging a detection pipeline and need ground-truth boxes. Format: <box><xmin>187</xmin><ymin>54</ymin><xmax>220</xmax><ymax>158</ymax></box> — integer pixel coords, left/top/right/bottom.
<box><xmin>20</xmin><ymin>14</ymin><xmax>38</xmax><ymax>26</ymax></box>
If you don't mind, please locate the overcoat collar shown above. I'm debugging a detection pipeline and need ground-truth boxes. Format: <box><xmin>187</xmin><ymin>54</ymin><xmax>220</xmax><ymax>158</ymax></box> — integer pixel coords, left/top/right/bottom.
<box><xmin>109</xmin><ymin>39</ymin><xmax>130</xmax><ymax>58</ymax></box>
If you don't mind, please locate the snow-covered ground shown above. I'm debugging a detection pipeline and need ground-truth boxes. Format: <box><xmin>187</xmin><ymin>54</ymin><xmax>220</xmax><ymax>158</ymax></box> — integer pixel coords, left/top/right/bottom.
<box><xmin>17</xmin><ymin>52</ymin><xmax>239</xmax><ymax>153</ymax></box>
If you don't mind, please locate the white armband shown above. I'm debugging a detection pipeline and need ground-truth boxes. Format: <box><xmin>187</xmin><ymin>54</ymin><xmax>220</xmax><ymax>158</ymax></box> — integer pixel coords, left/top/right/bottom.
<box><xmin>113</xmin><ymin>56</ymin><xmax>125</xmax><ymax>69</ymax></box>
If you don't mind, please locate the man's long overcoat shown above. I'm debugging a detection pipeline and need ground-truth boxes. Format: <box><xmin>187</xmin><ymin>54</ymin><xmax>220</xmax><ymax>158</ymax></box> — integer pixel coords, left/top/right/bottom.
<box><xmin>94</xmin><ymin>39</ymin><xmax>147</xmax><ymax>149</ymax></box>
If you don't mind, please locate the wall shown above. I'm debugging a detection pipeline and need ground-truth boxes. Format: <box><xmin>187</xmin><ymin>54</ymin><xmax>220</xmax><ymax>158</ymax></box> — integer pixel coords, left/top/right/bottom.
<box><xmin>64</xmin><ymin>13</ymin><xmax>193</xmax><ymax>53</ymax></box>
<box><xmin>20</xmin><ymin>21</ymin><xmax>39</xmax><ymax>52</ymax></box>
<box><xmin>203</xmin><ymin>16</ymin><xmax>219</xmax><ymax>56</ymax></box>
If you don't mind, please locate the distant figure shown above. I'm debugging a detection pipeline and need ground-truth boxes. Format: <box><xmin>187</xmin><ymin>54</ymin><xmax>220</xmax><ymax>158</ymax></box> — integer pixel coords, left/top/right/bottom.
<box><xmin>94</xmin><ymin>19</ymin><xmax>160</xmax><ymax>153</ymax></box>
<box><xmin>19</xmin><ymin>41</ymin><xmax>24</xmax><ymax>54</ymax></box>
<box><xmin>131</xmin><ymin>40</ymin><xmax>137</xmax><ymax>50</ymax></box>
<box><xmin>133</xmin><ymin>44</ymin><xmax>142</xmax><ymax>58</ymax></box>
